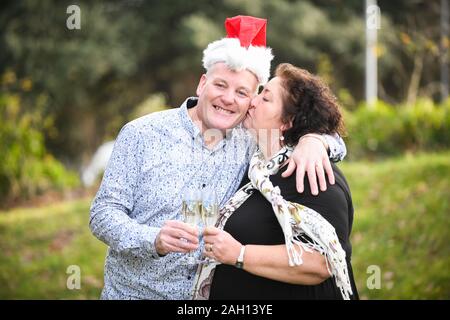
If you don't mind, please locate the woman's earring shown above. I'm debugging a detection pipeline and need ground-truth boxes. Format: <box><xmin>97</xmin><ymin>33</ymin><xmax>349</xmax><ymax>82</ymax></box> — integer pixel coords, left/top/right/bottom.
<box><xmin>279</xmin><ymin>136</ymin><xmax>285</xmax><ymax>141</ymax></box>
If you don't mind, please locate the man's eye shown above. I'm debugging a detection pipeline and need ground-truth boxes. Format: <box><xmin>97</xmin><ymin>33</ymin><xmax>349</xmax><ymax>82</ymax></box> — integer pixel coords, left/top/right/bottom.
<box><xmin>263</xmin><ymin>97</ymin><xmax>269</xmax><ymax>102</ymax></box>
<box><xmin>238</xmin><ymin>91</ymin><xmax>248</xmax><ymax>97</ymax></box>
<box><xmin>215</xmin><ymin>83</ymin><xmax>225</xmax><ymax>88</ymax></box>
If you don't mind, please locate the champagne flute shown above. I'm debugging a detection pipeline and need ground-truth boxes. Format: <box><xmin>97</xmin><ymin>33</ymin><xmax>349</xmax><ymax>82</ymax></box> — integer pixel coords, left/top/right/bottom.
<box><xmin>200</xmin><ymin>188</ymin><xmax>219</xmax><ymax>264</ymax></box>
<box><xmin>181</xmin><ymin>188</ymin><xmax>201</xmax><ymax>265</ymax></box>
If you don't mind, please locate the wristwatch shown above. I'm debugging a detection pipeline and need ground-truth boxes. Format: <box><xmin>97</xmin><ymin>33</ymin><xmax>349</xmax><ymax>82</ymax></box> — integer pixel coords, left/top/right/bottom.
<box><xmin>235</xmin><ymin>245</ymin><xmax>246</xmax><ymax>269</ymax></box>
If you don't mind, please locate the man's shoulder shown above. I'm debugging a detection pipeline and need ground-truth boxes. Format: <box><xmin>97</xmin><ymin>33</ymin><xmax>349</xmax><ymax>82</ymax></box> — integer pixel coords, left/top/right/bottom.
<box><xmin>127</xmin><ymin>108</ymin><xmax>181</xmax><ymax>131</ymax></box>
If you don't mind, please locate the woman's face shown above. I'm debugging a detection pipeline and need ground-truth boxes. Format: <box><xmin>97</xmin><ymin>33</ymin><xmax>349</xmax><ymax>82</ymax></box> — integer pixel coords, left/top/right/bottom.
<box><xmin>243</xmin><ymin>77</ymin><xmax>287</xmax><ymax>134</ymax></box>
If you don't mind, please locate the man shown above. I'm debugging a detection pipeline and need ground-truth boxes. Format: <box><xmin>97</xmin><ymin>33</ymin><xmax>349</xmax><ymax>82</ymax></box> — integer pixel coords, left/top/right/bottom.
<box><xmin>90</xmin><ymin>15</ymin><xmax>346</xmax><ymax>299</ymax></box>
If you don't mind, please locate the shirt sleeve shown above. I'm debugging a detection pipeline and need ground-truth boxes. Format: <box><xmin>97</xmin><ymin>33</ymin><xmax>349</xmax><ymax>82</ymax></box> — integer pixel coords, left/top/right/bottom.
<box><xmin>322</xmin><ymin>133</ymin><xmax>347</xmax><ymax>162</ymax></box>
<box><xmin>89</xmin><ymin>123</ymin><xmax>161</xmax><ymax>259</ymax></box>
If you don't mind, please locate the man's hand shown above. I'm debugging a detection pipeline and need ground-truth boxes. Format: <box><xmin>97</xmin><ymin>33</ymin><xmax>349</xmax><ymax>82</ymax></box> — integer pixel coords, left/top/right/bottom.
<box><xmin>282</xmin><ymin>135</ymin><xmax>335</xmax><ymax>195</ymax></box>
<box><xmin>154</xmin><ymin>220</ymin><xmax>199</xmax><ymax>256</ymax></box>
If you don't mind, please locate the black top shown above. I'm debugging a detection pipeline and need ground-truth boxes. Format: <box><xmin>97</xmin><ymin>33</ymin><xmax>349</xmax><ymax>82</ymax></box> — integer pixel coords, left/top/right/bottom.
<box><xmin>209</xmin><ymin>163</ymin><xmax>359</xmax><ymax>300</ymax></box>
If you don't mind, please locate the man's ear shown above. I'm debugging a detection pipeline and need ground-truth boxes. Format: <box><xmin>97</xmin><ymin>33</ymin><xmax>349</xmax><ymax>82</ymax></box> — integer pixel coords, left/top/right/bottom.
<box><xmin>196</xmin><ymin>74</ymin><xmax>207</xmax><ymax>96</ymax></box>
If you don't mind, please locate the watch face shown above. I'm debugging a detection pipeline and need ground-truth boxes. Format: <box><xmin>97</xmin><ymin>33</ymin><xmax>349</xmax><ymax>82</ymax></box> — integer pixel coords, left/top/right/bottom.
<box><xmin>235</xmin><ymin>261</ymin><xmax>244</xmax><ymax>269</ymax></box>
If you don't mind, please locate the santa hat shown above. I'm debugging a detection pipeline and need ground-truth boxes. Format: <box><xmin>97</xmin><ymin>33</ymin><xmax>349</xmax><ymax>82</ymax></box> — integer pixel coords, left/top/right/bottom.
<box><xmin>202</xmin><ymin>15</ymin><xmax>274</xmax><ymax>85</ymax></box>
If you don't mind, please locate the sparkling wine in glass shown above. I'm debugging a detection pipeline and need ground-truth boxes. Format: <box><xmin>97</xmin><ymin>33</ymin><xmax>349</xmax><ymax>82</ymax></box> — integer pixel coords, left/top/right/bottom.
<box><xmin>201</xmin><ymin>189</ymin><xmax>218</xmax><ymax>227</ymax></box>
<box><xmin>201</xmin><ymin>188</ymin><xmax>219</xmax><ymax>264</ymax></box>
<box><xmin>181</xmin><ymin>189</ymin><xmax>201</xmax><ymax>265</ymax></box>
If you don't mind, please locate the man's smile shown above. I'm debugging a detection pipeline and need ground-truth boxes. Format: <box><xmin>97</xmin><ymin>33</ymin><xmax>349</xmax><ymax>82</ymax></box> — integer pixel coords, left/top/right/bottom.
<box><xmin>213</xmin><ymin>105</ymin><xmax>235</xmax><ymax>115</ymax></box>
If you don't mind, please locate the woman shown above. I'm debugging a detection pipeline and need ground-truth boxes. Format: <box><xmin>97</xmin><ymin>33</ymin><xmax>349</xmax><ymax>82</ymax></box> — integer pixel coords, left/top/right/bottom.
<box><xmin>193</xmin><ymin>63</ymin><xmax>358</xmax><ymax>300</ymax></box>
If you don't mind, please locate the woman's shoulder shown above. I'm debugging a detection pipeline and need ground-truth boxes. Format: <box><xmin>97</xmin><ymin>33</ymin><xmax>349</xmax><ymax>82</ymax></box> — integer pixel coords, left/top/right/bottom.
<box><xmin>271</xmin><ymin>163</ymin><xmax>351</xmax><ymax>204</ymax></box>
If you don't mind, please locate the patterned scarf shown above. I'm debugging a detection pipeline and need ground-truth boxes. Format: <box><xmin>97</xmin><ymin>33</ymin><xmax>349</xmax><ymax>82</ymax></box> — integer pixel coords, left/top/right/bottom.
<box><xmin>192</xmin><ymin>146</ymin><xmax>353</xmax><ymax>300</ymax></box>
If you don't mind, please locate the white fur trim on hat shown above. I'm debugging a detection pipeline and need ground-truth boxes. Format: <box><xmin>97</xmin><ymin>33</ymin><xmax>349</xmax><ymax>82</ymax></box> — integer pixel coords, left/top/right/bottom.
<box><xmin>202</xmin><ymin>38</ymin><xmax>273</xmax><ymax>85</ymax></box>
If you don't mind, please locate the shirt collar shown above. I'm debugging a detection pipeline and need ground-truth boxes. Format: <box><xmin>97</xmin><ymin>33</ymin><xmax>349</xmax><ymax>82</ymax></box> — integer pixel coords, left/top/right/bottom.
<box><xmin>179</xmin><ymin>97</ymin><xmax>202</xmax><ymax>139</ymax></box>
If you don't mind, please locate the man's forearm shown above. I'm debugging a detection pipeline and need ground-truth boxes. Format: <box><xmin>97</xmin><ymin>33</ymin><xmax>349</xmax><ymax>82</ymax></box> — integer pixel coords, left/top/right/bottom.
<box><xmin>89</xmin><ymin>200</ymin><xmax>161</xmax><ymax>259</ymax></box>
<box><xmin>88</xmin><ymin>122</ymin><xmax>161</xmax><ymax>259</ymax></box>
<box><xmin>298</xmin><ymin>132</ymin><xmax>347</xmax><ymax>162</ymax></box>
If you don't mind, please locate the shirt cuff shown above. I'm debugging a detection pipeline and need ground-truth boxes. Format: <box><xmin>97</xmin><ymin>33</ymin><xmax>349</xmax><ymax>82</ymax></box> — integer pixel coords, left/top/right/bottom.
<box><xmin>142</xmin><ymin>226</ymin><xmax>163</xmax><ymax>259</ymax></box>
<box><xmin>322</xmin><ymin>133</ymin><xmax>347</xmax><ymax>162</ymax></box>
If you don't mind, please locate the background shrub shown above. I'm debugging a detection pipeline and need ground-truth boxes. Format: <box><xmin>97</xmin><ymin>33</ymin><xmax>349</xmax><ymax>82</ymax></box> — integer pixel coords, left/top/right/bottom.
<box><xmin>0</xmin><ymin>92</ymin><xmax>79</xmax><ymax>205</ymax></box>
<box><xmin>345</xmin><ymin>99</ymin><xmax>450</xmax><ymax>160</ymax></box>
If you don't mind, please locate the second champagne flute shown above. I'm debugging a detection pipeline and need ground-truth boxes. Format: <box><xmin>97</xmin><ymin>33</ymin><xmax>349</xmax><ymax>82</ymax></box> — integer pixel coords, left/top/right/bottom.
<box><xmin>201</xmin><ymin>188</ymin><xmax>219</xmax><ymax>264</ymax></box>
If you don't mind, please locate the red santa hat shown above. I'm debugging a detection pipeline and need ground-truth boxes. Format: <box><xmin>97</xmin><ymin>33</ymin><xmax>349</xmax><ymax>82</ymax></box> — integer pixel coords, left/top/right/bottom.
<box><xmin>202</xmin><ymin>15</ymin><xmax>274</xmax><ymax>85</ymax></box>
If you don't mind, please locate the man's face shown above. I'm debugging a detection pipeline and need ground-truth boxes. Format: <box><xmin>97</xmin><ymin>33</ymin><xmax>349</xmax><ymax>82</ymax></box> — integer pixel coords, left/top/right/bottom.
<box><xmin>195</xmin><ymin>62</ymin><xmax>259</xmax><ymax>132</ymax></box>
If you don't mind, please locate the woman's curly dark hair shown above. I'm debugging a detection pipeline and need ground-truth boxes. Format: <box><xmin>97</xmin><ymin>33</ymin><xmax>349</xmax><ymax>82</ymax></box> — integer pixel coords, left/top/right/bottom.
<box><xmin>275</xmin><ymin>63</ymin><xmax>346</xmax><ymax>146</ymax></box>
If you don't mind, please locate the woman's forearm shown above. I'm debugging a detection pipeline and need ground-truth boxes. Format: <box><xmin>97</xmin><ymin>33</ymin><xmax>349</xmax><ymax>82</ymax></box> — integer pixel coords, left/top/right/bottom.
<box><xmin>242</xmin><ymin>244</ymin><xmax>331</xmax><ymax>285</ymax></box>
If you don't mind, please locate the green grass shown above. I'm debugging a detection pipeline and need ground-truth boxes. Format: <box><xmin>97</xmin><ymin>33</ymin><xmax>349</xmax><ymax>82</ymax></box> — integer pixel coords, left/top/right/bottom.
<box><xmin>340</xmin><ymin>151</ymin><xmax>450</xmax><ymax>299</ymax></box>
<box><xmin>0</xmin><ymin>199</ymin><xmax>106</xmax><ymax>299</ymax></box>
<box><xmin>0</xmin><ymin>151</ymin><xmax>449</xmax><ymax>299</ymax></box>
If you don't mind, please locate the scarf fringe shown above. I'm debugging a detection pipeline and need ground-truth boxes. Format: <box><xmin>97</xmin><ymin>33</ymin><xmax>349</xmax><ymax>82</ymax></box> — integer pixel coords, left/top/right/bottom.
<box><xmin>286</xmin><ymin>232</ymin><xmax>353</xmax><ymax>300</ymax></box>
<box><xmin>266</xmin><ymin>156</ymin><xmax>353</xmax><ymax>300</ymax></box>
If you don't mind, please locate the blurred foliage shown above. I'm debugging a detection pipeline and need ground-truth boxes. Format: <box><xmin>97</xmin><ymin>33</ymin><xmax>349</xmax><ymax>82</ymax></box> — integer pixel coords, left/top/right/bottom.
<box><xmin>0</xmin><ymin>0</ymin><xmax>447</xmax><ymax>203</ymax></box>
<box><xmin>0</xmin><ymin>0</ymin><xmax>226</xmax><ymax>163</ymax></box>
<box><xmin>0</xmin><ymin>0</ymin><xmax>446</xmax><ymax>167</ymax></box>
<box><xmin>345</xmin><ymin>98</ymin><xmax>450</xmax><ymax>159</ymax></box>
<box><xmin>128</xmin><ymin>93</ymin><xmax>170</xmax><ymax>122</ymax></box>
<box><xmin>377</xmin><ymin>0</ymin><xmax>445</xmax><ymax>104</ymax></box>
<box><xmin>0</xmin><ymin>151</ymin><xmax>448</xmax><ymax>299</ymax></box>
<box><xmin>0</xmin><ymin>71</ymin><xmax>79</xmax><ymax>205</ymax></box>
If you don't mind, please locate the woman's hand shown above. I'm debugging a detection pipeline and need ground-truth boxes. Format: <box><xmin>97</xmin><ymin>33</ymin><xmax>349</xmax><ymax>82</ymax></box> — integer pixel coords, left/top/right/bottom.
<box><xmin>203</xmin><ymin>226</ymin><xmax>242</xmax><ymax>265</ymax></box>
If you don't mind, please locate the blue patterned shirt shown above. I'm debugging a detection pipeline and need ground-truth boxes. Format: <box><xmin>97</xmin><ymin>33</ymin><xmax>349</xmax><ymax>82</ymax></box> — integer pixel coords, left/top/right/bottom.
<box><xmin>89</xmin><ymin>97</ymin><xmax>346</xmax><ymax>300</ymax></box>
